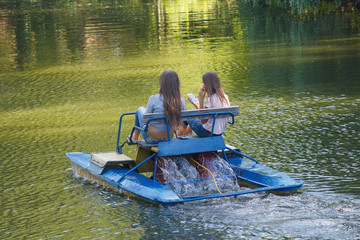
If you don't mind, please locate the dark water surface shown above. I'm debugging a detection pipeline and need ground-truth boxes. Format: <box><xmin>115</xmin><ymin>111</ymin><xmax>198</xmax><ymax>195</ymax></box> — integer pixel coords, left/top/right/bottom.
<box><xmin>1</xmin><ymin>0</ymin><xmax>360</xmax><ymax>239</ymax></box>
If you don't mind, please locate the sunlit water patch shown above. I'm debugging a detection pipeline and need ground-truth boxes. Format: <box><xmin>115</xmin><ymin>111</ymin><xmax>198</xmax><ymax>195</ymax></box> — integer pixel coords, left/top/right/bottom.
<box><xmin>1</xmin><ymin>0</ymin><xmax>360</xmax><ymax>239</ymax></box>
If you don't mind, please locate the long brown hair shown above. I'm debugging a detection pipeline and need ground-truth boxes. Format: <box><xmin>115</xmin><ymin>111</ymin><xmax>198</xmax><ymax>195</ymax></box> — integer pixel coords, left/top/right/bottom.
<box><xmin>202</xmin><ymin>72</ymin><xmax>229</xmax><ymax>106</ymax></box>
<box><xmin>159</xmin><ymin>71</ymin><xmax>183</xmax><ymax>129</ymax></box>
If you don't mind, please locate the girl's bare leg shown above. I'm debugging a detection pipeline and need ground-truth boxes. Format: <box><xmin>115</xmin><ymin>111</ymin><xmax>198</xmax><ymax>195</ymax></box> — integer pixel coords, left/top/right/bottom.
<box><xmin>131</xmin><ymin>131</ymin><xmax>141</xmax><ymax>142</ymax></box>
<box><xmin>177</xmin><ymin>125</ymin><xmax>192</xmax><ymax>136</ymax></box>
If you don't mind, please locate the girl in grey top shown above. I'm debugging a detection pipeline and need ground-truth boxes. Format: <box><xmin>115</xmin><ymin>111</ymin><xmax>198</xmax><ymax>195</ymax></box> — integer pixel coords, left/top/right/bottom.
<box><xmin>130</xmin><ymin>71</ymin><xmax>185</xmax><ymax>144</ymax></box>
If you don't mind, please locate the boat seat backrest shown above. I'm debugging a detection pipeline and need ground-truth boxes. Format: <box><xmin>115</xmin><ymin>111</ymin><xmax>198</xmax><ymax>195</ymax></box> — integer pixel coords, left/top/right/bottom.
<box><xmin>142</xmin><ymin>106</ymin><xmax>239</xmax><ymax>125</ymax></box>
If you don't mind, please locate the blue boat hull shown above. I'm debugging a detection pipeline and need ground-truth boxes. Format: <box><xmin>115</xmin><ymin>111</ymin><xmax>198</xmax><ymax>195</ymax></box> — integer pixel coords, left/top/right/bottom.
<box><xmin>66</xmin><ymin>150</ymin><xmax>303</xmax><ymax>205</ymax></box>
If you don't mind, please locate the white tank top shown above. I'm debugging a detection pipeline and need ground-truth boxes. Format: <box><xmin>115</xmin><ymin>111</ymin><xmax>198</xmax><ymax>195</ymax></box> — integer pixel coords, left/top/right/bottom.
<box><xmin>202</xmin><ymin>94</ymin><xmax>230</xmax><ymax>135</ymax></box>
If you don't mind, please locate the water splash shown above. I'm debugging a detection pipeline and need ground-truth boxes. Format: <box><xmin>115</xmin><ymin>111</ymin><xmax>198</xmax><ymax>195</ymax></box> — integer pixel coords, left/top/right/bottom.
<box><xmin>156</xmin><ymin>153</ymin><xmax>240</xmax><ymax>196</ymax></box>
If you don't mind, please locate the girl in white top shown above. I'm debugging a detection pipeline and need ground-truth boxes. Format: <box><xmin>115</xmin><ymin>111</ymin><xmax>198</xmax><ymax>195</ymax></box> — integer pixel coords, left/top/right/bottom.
<box><xmin>180</xmin><ymin>72</ymin><xmax>230</xmax><ymax>137</ymax></box>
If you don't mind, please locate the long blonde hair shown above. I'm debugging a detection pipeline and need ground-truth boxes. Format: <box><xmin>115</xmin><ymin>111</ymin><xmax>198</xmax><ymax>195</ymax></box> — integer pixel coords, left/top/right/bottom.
<box><xmin>159</xmin><ymin>71</ymin><xmax>183</xmax><ymax>129</ymax></box>
<box><xmin>202</xmin><ymin>72</ymin><xmax>229</xmax><ymax>106</ymax></box>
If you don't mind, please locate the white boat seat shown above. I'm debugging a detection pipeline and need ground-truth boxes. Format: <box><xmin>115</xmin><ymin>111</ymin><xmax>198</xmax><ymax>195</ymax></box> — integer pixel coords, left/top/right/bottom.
<box><xmin>90</xmin><ymin>151</ymin><xmax>135</xmax><ymax>168</ymax></box>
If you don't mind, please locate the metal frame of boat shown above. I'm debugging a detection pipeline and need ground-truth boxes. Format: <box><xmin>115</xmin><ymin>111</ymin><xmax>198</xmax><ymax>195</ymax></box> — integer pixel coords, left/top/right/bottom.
<box><xmin>66</xmin><ymin>106</ymin><xmax>303</xmax><ymax>205</ymax></box>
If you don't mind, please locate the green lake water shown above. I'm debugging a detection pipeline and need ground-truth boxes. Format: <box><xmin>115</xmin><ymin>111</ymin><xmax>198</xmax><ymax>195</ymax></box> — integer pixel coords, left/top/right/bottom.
<box><xmin>1</xmin><ymin>0</ymin><xmax>360</xmax><ymax>239</ymax></box>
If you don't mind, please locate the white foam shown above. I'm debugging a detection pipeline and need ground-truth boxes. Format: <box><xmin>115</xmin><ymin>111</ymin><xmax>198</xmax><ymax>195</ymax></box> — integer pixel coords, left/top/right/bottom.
<box><xmin>157</xmin><ymin>155</ymin><xmax>240</xmax><ymax>196</ymax></box>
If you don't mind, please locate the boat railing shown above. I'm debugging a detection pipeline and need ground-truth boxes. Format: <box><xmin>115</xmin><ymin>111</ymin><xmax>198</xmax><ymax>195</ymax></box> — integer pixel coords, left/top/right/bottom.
<box><xmin>116</xmin><ymin>106</ymin><xmax>239</xmax><ymax>153</ymax></box>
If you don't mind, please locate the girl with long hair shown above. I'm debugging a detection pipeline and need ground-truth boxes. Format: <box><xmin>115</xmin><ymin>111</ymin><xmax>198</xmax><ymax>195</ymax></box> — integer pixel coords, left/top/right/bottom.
<box><xmin>130</xmin><ymin>71</ymin><xmax>185</xmax><ymax>144</ymax></box>
<box><xmin>180</xmin><ymin>71</ymin><xmax>230</xmax><ymax>137</ymax></box>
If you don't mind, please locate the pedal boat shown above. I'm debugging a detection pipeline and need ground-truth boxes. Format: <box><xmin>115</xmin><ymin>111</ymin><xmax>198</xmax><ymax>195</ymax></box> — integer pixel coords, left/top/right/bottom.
<box><xmin>66</xmin><ymin>107</ymin><xmax>303</xmax><ymax>205</ymax></box>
